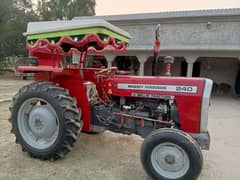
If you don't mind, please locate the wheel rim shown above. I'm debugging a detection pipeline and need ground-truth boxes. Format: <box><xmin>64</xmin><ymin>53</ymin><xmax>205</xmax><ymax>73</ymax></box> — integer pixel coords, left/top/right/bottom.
<box><xmin>150</xmin><ymin>142</ymin><xmax>190</xmax><ymax>179</ymax></box>
<box><xmin>17</xmin><ymin>98</ymin><xmax>59</xmax><ymax>150</ymax></box>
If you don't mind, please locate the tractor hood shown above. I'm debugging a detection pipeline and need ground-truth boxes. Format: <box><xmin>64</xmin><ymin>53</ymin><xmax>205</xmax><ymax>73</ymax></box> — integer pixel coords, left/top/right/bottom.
<box><xmin>105</xmin><ymin>75</ymin><xmax>213</xmax><ymax>133</ymax></box>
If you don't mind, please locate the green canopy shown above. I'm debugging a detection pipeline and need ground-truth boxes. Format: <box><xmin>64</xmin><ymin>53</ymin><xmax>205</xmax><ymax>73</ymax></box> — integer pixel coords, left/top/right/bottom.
<box><xmin>24</xmin><ymin>19</ymin><xmax>131</xmax><ymax>45</ymax></box>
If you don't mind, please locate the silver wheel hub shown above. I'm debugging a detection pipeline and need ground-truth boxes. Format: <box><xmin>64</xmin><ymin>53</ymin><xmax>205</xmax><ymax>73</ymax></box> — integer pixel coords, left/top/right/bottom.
<box><xmin>17</xmin><ymin>98</ymin><xmax>59</xmax><ymax>149</ymax></box>
<box><xmin>29</xmin><ymin>106</ymin><xmax>57</xmax><ymax>138</ymax></box>
<box><xmin>151</xmin><ymin>142</ymin><xmax>190</xmax><ymax>179</ymax></box>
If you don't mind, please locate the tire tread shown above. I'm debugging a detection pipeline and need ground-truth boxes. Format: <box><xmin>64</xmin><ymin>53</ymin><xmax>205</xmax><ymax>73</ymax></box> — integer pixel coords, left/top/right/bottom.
<box><xmin>9</xmin><ymin>81</ymin><xmax>82</xmax><ymax>160</ymax></box>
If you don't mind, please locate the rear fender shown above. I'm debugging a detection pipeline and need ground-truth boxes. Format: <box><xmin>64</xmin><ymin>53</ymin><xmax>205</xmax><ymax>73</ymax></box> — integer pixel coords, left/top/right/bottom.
<box><xmin>35</xmin><ymin>70</ymin><xmax>91</xmax><ymax>132</ymax></box>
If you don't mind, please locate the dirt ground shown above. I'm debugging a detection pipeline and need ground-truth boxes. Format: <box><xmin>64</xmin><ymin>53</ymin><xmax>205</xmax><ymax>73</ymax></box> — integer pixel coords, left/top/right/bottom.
<box><xmin>0</xmin><ymin>79</ymin><xmax>240</xmax><ymax>180</ymax></box>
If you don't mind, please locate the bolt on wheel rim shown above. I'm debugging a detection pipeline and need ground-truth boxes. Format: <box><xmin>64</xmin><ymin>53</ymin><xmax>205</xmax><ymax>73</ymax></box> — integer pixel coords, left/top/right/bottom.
<box><xmin>17</xmin><ymin>98</ymin><xmax>59</xmax><ymax>149</ymax></box>
<box><xmin>151</xmin><ymin>142</ymin><xmax>190</xmax><ymax>179</ymax></box>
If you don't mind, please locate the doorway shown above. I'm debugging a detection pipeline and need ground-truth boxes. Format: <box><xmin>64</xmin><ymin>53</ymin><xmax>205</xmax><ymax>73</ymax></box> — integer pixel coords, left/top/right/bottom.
<box><xmin>181</xmin><ymin>61</ymin><xmax>201</xmax><ymax>77</ymax></box>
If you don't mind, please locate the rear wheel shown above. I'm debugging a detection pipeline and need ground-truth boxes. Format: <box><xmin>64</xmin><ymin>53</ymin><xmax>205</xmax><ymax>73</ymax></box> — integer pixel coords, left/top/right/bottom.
<box><xmin>9</xmin><ymin>81</ymin><xmax>82</xmax><ymax>160</ymax></box>
<box><xmin>141</xmin><ymin>128</ymin><xmax>203</xmax><ymax>180</ymax></box>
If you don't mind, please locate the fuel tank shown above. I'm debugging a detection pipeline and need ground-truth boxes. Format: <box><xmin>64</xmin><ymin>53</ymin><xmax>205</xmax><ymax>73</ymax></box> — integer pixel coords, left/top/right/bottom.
<box><xmin>105</xmin><ymin>75</ymin><xmax>213</xmax><ymax>133</ymax></box>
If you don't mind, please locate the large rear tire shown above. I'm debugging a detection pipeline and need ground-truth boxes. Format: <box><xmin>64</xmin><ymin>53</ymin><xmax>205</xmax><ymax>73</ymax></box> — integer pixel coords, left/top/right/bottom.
<box><xmin>141</xmin><ymin>128</ymin><xmax>203</xmax><ymax>180</ymax></box>
<box><xmin>9</xmin><ymin>81</ymin><xmax>82</xmax><ymax>160</ymax></box>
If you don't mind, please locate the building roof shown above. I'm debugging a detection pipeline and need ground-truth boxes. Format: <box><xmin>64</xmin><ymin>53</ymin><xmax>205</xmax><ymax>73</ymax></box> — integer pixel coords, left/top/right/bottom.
<box><xmin>74</xmin><ymin>9</ymin><xmax>240</xmax><ymax>53</ymax></box>
<box><xmin>74</xmin><ymin>8</ymin><xmax>240</xmax><ymax>21</ymax></box>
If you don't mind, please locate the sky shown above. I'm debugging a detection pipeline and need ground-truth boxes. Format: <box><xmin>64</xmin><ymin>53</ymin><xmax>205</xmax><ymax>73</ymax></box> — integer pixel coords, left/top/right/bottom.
<box><xmin>95</xmin><ymin>0</ymin><xmax>240</xmax><ymax>15</ymax></box>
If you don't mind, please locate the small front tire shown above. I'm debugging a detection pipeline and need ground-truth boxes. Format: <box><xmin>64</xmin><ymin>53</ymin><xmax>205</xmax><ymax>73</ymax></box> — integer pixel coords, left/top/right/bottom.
<box><xmin>141</xmin><ymin>128</ymin><xmax>203</xmax><ymax>180</ymax></box>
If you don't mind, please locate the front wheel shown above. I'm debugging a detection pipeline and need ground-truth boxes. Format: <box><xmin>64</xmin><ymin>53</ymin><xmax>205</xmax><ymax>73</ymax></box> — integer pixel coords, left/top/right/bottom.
<box><xmin>141</xmin><ymin>128</ymin><xmax>203</xmax><ymax>180</ymax></box>
<box><xmin>9</xmin><ymin>81</ymin><xmax>82</xmax><ymax>160</ymax></box>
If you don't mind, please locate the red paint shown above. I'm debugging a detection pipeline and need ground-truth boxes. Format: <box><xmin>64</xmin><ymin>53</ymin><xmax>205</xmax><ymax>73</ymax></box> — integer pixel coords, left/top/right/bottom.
<box><xmin>19</xmin><ymin>32</ymin><xmax>205</xmax><ymax>134</ymax></box>
<box><xmin>27</xmin><ymin>34</ymin><xmax>127</xmax><ymax>56</ymax></box>
<box><xmin>105</xmin><ymin>75</ymin><xmax>204</xmax><ymax>133</ymax></box>
<box><xmin>33</xmin><ymin>68</ymin><xmax>115</xmax><ymax>131</ymax></box>
<box><xmin>34</xmin><ymin>70</ymin><xmax>91</xmax><ymax>131</ymax></box>
<box><xmin>18</xmin><ymin>66</ymin><xmax>63</xmax><ymax>73</ymax></box>
<box><xmin>155</xmin><ymin>39</ymin><xmax>160</xmax><ymax>47</ymax></box>
<box><xmin>20</xmin><ymin>63</ymin><xmax>205</xmax><ymax>133</ymax></box>
<box><xmin>165</xmin><ymin>64</ymin><xmax>171</xmax><ymax>75</ymax></box>
<box><xmin>20</xmin><ymin>33</ymin><xmax>129</xmax><ymax>132</ymax></box>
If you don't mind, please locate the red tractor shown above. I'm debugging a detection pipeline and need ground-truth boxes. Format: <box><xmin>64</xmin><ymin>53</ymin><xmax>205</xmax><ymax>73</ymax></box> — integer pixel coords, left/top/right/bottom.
<box><xmin>9</xmin><ymin>19</ymin><xmax>212</xmax><ymax>180</ymax></box>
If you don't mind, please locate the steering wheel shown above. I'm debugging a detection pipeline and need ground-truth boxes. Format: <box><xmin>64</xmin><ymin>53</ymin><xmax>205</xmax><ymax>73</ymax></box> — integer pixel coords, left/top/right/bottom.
<box><xmin>95</xmin><ymin>67</ymin><xmax>118</xmax><ymax>76</ymax></box>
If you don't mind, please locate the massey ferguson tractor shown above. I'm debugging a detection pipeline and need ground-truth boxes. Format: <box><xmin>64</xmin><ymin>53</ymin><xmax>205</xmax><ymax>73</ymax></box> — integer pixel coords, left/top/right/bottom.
<box><xmin>9</xmin><ymin>19</ymin><xmax>212</xmax><ymax>180</ymax></box>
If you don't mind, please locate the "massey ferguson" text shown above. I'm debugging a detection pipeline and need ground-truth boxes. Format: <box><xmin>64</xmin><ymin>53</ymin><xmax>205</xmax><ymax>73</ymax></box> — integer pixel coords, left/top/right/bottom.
<box><xmin>117</xmin><ymin>83</ymin><xmax>198</xmax><ymax>93</ymax></box>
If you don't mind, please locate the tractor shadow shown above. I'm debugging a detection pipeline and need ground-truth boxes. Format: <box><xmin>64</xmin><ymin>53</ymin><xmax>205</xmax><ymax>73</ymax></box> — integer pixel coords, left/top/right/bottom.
<box><xmin>65</xmin><ymin>131</ymin><xmax>150</xmax><ymax>180</ymax></box>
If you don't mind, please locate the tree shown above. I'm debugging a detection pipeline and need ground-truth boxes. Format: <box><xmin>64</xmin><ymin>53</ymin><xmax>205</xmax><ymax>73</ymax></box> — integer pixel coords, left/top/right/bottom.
<box><xmin>37</xmin><ymin>0</ymin><xmax>96</xmax><ymax>20</ymax></box>
<box><xmin>15</xmin><ymin>0</ymin><xmax>34</xmax><ymax>12</ymax></box>
<box><xmin>0</xmin><ymin>0</ymin><xmax>96</xmax><ymax>61</ymax></box>
<box><xmin>0</xmin><ymin>0</ymin><xmax>38</xmax><ymax>58</ymax></box>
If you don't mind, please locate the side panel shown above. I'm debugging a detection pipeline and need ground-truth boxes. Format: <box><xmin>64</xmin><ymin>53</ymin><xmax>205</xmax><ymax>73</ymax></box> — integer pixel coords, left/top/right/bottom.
<box><xmin>35</xmin><ymin>70</ymin><xmax>91</xmax><ymax>132</ymax></box>
<box><xmin>82</xmin><ymin>68</ymin><xmax>108</xmax><ymax>100</ymax></box>
<box><xmin>106</xmin><ymin>75</ymin><xmax>205</xmax><ymax>133</ymax></box>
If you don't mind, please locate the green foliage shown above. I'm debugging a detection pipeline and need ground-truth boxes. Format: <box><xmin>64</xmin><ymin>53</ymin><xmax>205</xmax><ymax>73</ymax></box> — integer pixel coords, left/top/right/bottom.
<box><xmin>0</xmin><ymin>0</ymin><xmax>96</xmax><ymax>61</ymax></box>
<box><xmin>37</xmin><ymin>0</ymin><xmax>96</xmax><ymax>20</ymax></box>
<box><xmin>0</xmin><ymin>0</ymin><xmax>38</xmax><ymax>58</ymax></box>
